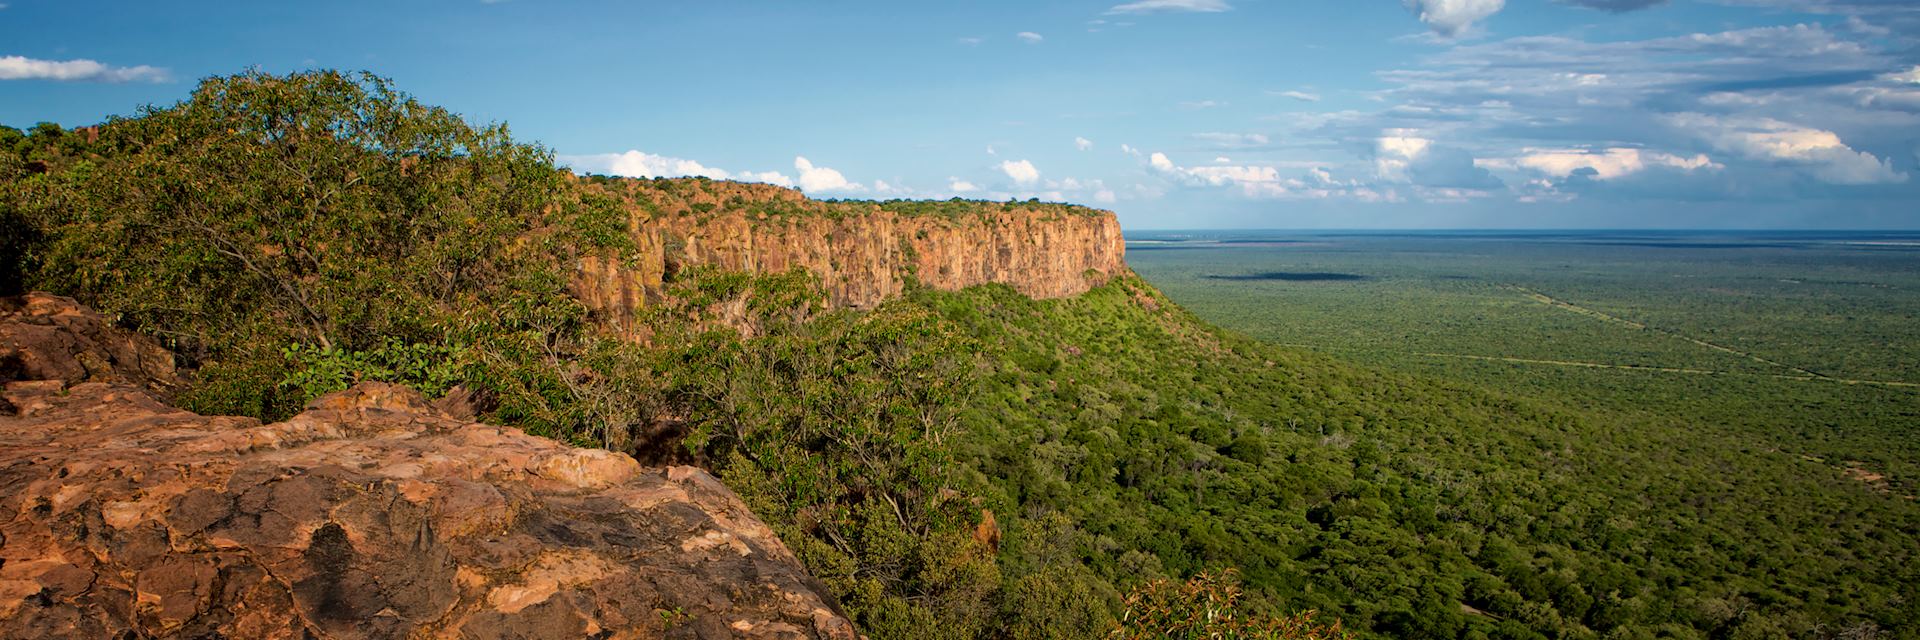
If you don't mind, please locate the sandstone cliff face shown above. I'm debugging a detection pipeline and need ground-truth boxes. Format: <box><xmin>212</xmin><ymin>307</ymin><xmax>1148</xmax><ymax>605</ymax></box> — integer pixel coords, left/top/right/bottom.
<box><xmin>0</xmin><ymin>294</ymin><xmax>854</xmax><ymax>639</ymax></box>
<box><xmin>571</xmin><ymin>178</ymin><xmax>1127</xmax><ymax>334</ymax></box>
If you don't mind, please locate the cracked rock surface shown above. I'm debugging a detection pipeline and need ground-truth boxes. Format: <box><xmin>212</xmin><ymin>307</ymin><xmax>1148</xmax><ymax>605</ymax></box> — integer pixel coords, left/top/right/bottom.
<box><xmin>0</xmin><ymin>293</ymin><xmax>855</xmax><ymax>639</ymax></box>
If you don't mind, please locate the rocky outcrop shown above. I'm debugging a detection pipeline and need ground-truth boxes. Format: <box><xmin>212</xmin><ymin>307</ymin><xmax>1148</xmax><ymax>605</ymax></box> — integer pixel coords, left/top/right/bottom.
<box><xmin>0</xmin><ymin>295</ymin><xmax>854</xmax><ymax>639</ymax></box>
<box><xmin>571</xmin><ymin>178</ymin><xmax>1127</xmax><ymax>334</ymax></box>
<box><xmin>0</xmin><ymin>292</ymin><xmax>181</xmax><ymax>399</ymax></box>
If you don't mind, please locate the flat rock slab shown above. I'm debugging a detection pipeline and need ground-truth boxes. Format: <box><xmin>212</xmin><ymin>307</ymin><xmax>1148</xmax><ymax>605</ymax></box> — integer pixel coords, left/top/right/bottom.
<box><xmin>0</xmin><ymin>294</ymin><xmax>854</xmax><ymax>639</ymax></box>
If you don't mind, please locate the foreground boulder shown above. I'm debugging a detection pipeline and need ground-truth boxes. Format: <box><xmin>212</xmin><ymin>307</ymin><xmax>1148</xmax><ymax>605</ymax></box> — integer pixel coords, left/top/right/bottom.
<box><xmin>0</xmin><ymin>294</ymin><xmax>854</xmax><ymax>639</ymax></box>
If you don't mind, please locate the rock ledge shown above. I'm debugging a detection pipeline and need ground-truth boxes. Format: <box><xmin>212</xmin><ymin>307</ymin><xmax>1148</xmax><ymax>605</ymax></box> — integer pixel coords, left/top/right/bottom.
<box><xmin>0</xmin><ymin>293</ymin><xmax>854</xmax><ymax>639</ymax></box>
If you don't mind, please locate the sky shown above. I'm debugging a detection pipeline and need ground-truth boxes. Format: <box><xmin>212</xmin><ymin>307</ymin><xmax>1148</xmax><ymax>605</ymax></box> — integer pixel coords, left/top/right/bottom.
<box><xmin>3</xmin><ymin>0</ymin><xmax>1919</xmax><ymax>229</ymax></box>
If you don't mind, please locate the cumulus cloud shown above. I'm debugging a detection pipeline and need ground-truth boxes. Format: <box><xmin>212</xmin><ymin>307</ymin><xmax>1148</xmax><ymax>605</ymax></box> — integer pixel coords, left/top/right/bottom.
<box><xmin>560</xmin><ymin>150</ymin><xmax>798</xmax><ymax>187</ymax></box>
<box><xmin>1016</xmin><ymin>32</ymin><xmax>1044</xmax><ymax>43</ymax></box>
<box><xmin>1075</xmin><ymin>136</ymin><xmax>1094</xmax><ymax>151</ymax></box>
<box><xmin>1271</xmin><ymin>90</ymin><xmax>1322</xmax><ymax>102</ymax></box>
<box><xmin>1143</xmin><ymin>151</ymin><xmax>1399</xmax><ymax>201</ymax></box>
<box><xmin>609</xmin><ymin>151</ymin><xmax>730</xmax><ymax>179</ymax></box>
<box><xmin>1106</xmin><ymin>0</ymin><xmax>1232</xmax><ymax>14</ymax></box>
<box><xmin>1372</xmin><ymin>131</ymin><xmax>1504</xmax><ymax>188</ymax></box>
<box><xmin>999</xmin><ymin>159</ymin><xmax>1042</xmax><ymax>184</ymax></box>
<box><xmin>1501</xmin><ymin>148</ymin><xmax>1720</xmax><ymax>179</ymax></box>
<box><xmin>1666</xmin><ymin>113</ymin><xmax>1906</xmax><ymax>184</ymax></box>
<box><xmin>563</xmin><ymin>152</ymin><xmax>880</xmax><ymax>193</ymax></box>
<box><xmin>794</xmin><ymin>156</ymin><xmax>865</xmax><ymax>192</ymax></box>
<box><xmin>0</xmin><ymin>55</ymin><xmax>168</xmax><ymax>83</ymax></box>
<box><xmin>1404</xmin><ymin>0</ymin><xmax>1505</xmax><ymax>37</ymax></box>
<box><xmin>949</xmin><ymin>179</ymin><xmax>980</xmax><ymax>193</ymax></box>
<box><xmin>1338</xmin><ymin>19</ymin><xmax>1920</xmax><ymax>201</ymax></box>
<box><xmin>737</xmin><ymin>170</ymin><xmax>798</xmax><ymax>187</ymax></box>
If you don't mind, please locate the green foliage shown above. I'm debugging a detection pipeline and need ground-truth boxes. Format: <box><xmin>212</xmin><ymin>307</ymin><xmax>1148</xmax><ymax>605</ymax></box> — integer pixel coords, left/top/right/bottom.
<box><xmin>1128</xmin><ymin>234</ymin><xmax>1920</xmax><ymax>638</ymax></box>
<box><xmin>280</xmin><ymin>339</ymin><xmax>466</xmax><ymax>400</ymax></box>
<box><xmin>643</xmin><ymin>267</ymin><xmax>1001</xmax><ymax>634</ymax></box>
<box><xmin>868</xmin><ymin>197</ymin><xmax>1104</xmax><ymax>220</ymax></box>
<box><xmin>4</xmin><ymin>70</ymin><xmax>627</xmax><ymax>419</ymax></box>
<box><xmin>572</xmin><ymin>175</ymin><xmax>1108</xmax><ymax>225</ymax></box>
<box><xmin>1115</xmin><ymin>571</ymin><xmax>1353</xmax><ymax>640</ymax></box>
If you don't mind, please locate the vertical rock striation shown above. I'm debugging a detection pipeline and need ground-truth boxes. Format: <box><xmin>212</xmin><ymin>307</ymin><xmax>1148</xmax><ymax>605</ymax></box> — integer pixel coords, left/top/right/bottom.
<box><xmin>570</xmin><ymin>178</ymin><xmax>1128</xmax><ymax>334</ymax></box>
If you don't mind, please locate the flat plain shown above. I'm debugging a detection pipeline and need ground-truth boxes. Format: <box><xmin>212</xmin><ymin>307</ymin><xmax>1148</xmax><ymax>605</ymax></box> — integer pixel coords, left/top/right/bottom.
<box><xmin>1130</xmin><ymin>231</ymin><xmax>1920</xmax><ymax>487</ymax></box>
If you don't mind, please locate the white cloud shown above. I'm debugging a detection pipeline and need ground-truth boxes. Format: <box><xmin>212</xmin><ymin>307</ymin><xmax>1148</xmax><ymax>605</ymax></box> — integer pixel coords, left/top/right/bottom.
<box><xmin>1375</xmin><ymin>133</ymin><xmax>1434</xmax><ymax>181</ymax></box>
<box><xmin>1193</xmin><ymin>132</ymin><xmax>1271</xmax><ymax>148</ymax></box>
<box><xmin>561</xmin><ymin>150</ymin><xmax>796</xmax><ymax>187</ymax></box>
<box><xmin>1404</xmin><ymin>0</ymin><xmax>1505</xmax><ymax>37</ymax></box>
<box><xmin>1149</xmin><ymin>152</ymin><xmax>1177</xmax><ymax>172</ymax></box>
<box><xmin>1855</xmin><ymin>86</ymin><xmax>1920</xmax><ymax>111</ymax></box>
<box><xmin>1845</xmin><ymin>15</ymin><xmax>1891</xmax><ymax>37</ymax></box>
<box><xmin>1178</xmin><ymin>100</ymin><xmax>1225</xmax><ymax>109</ymax></box>
<box><xmin>1666</xmin><ymin>113</ymin><xmax>1906</xmax><ymax>184</ymax></box>
<box><xmin>1414</xmin><ymin>186</ymin><xmax>1496</xmax><ymax>203</ymax></box>
<box><xmin>1120</xmin><ymin>144</ymin><xmax>1143</xmax><ymax>157</ymax></box>
<box><xmin>1214</xmin><ymin>156</ymin><xmax>1233</xmax><ymax>163</ymax></box>
<box><xmin>1888</xmin><ymin>65</ymin><xmax>1920</xmax><ymax>84</ymax></box>
<box><xmin>1271</xmin><ymin>90</ymin><xmax>1322</xmax><ymax>102</ymax></box>
<box><xmin>1371</xmin><ymin>131</ymin><xmax>1504</xmax><ymax>188</ymax></box>
<box><xmin>795</xmin><ymin>156</ymin><xmax>865</xmax><ymax>192</ymax></box>
<box><xmin>1075</xmin><ymin>136</ymin><xmax>1094</xmax><ymax>151</ymax></box>
<box><xmin>736</xmin><ymin>170</ymin><xmax>797</xmax><ymax>187</ymax></box>
<box><xmin>958</xmin><ymin>36</ymin><xmax>985</xmax><ymax>46</ymax></box>
<box><xmin>1506</xmin><ymin>148</ymin><xmax>1720</xmax><ymax>180</ymax></box>
<box><xmin>1143</xmin><ymin>151</ymin><xmax>1397</xmax><ymax>201</ymax></box>
<box><xmin>1185</xmin><ymin>165</ymin><xmax>1284</xmax><ymax>185</ymax></box>
<box><xmin>1106</xmin><ymin>0</ymin><xmax>1232</xmax><ymax>14</ymax></box>
<box><xmin>0</xmin><ymin>55</ymin><xmax>168</xmax><ymax>83</ymax></box>
<box><xmin>571</xmin><ymin>150</ymin><xmax>720</xmax><ymax>179</ymax></box>
<box><xmin>949</xmin><ymin>179</ymin><xmax>979</xmax><ymax>193</ymax></box>
<box><xmin>1016</xmin><ymin>32</ymin><xmax>1044</xmax><ymax>44</ymax></box>
<box><xmin>999</xmin><ymin>159</ymin><xmax>1042</xmax><ymax>184</ymax></box>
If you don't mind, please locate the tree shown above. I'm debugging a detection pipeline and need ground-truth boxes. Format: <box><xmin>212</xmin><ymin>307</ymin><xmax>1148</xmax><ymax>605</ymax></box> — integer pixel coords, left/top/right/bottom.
<box><xmin>7</xmin><ymin>69</ymin><xmax>626</xmax><ymax>418</ymax></box>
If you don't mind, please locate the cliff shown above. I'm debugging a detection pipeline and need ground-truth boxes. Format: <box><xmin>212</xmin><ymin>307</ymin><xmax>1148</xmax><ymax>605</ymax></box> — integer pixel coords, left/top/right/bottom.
<box><xmin>0</xmin><ymin>293</ymin><xmax>855</xmax><ymax>639</ymax></box>
<box><xmin>569</xmin><ymin>178</ymin><xmax>1128</xmax><ymax>333</ymax></box>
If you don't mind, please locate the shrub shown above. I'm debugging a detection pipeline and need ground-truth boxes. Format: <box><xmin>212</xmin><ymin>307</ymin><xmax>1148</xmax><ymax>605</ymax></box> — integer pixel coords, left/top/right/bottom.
<box><xmin>1114</xmin><ymin>571</ymin><xmax>1353</xmax><ymax>640</ymax></box>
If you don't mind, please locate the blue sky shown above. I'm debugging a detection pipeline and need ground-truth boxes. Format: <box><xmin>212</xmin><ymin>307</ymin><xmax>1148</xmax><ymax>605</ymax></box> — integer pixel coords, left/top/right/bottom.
<box><xmin>4</xmin><ymin>0</ymin><xmax>1918</xmax><ymax>229</ymax></box>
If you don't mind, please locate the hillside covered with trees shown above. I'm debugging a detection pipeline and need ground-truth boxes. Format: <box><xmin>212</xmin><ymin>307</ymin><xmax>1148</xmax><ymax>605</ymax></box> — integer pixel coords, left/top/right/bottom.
<box><xmin>4</xmin><ymin>71</ymin><xmax>1912</xmax><ymax>639</ymax></box>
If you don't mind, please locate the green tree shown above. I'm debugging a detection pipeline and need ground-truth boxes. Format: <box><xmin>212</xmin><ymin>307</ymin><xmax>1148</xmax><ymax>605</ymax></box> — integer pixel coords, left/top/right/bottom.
<box><xmin>6</xmin><ymin>70</ymin><xmax>626</xmax><ymax>418</ymax></box>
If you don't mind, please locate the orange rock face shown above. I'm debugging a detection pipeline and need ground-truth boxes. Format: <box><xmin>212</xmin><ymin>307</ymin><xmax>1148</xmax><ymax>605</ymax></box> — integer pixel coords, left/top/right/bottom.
<box><xmin>570</xmin><ymin>178</ymin><xmax>1128</xmax><ymax>334</ymax></box>
<box><xmin>0</xmin><ymin>295</ymin><xmax>854</xmax><ymax>639</ymax></box>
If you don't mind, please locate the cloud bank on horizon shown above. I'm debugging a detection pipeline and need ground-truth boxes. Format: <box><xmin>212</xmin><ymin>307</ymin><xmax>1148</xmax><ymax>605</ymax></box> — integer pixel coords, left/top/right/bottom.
<box><xmin>5</xmin><ymin>0</ymin><xmax>1919</xmax><ymax>227</ymax></box>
